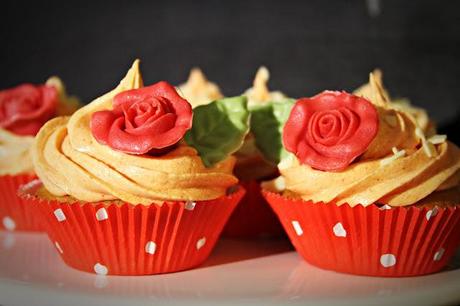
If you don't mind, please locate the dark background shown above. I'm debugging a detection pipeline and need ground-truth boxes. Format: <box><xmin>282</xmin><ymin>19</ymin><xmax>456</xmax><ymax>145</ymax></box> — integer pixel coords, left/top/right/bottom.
<box><xmin>1</xmin><ymin>0</ymin><xmax>459</xmax><ymax>139</ymax></box>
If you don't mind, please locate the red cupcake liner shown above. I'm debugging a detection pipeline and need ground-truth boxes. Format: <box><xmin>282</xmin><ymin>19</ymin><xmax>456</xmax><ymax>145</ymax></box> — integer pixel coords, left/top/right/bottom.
<box><xmin>222</xmin><ymin>180</ymin><xmax>285</xmax><ymax>238</ymax></box>
<box><xmin>262</xmin><ymin>190</ymin><xmax>460</xmax><ymax>277</ymax></box>
<box><xmin>20</xmin><ymin>180</ymin><xmax>245</xmax><ymax>275</ymax></box>
<box><xmin>0</xmin><ymin>174</ymin><xmax>42</xmax><ymax>232</ymax></box>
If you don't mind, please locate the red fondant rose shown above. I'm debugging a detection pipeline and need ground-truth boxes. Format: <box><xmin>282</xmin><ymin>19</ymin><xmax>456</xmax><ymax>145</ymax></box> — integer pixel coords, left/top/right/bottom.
<box><xmin>0</xmin><ymin>84</ymin><xmax>58</xmax><ymax>136</ymax></box>
<box><xmin>91</xmin><ymin>81</ymin><xmax>193</xmax><ymax>155</ymax></box>
<box><xmin>283</xmin><ymin>91</ymin><xmax>378</xmax><ymax>171</ymax></box>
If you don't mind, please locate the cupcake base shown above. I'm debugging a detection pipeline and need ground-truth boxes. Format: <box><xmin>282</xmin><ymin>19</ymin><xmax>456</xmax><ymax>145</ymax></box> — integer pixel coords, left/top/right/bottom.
<box><xmin>0</xmin><ymin>174</ymin><xmax>42</xmax><ymax>232</ymax></box>
<box><xmin>222</xmin><ymin>180</ymin><xmax>285</xmax><ymax>238</ymax></box>
<box><xmin>263</xmin><ymin>190</ymin><xmax>460</xmax><ymax>277</ymax></box>
<box><xmin>20</xmin><ymin>180</ymin><xmax>245</xmax><ymax>275</ymax></box>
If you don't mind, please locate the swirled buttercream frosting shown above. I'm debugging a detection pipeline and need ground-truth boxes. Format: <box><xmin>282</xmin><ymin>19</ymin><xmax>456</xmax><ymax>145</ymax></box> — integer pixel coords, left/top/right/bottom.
<box><xmin>32</xmin><ymin>61</ymin><xmax>238</xmax><ymax>205</ymax></box>
<box><xmin>276</xmin><ymin>71</ymin><xmax>460</xmax><ymax>207</ymax></box>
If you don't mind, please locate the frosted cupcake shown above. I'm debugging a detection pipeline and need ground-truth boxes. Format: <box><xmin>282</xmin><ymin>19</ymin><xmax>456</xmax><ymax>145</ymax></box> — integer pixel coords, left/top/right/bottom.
<box><xmin>223</xmin><ymin>67</ymin><xmax>292</xmax><ymax>238</ymax></box>
<box><xmin>178</xmin><ymin>67</ymin><xmax>289</xmax><ymax>238</ymax></box>
<box><xmin>0</xmin><ymin>77</ymin><xmax>78</xmax><ymax>231</ymax></box>
<box><xmin>21</xmin><ymin>60</ymin><xmax>248</xmax><ymax>275</ymax></box>
<box><xmin>177</xmin><ymin>68</ymin><xmax>223</xmax><ymax>108</ymax></box>
<box><xmin>261</xmin><ymin>71</ymin><xmax>460</xmax><ymax>276</ymax></box>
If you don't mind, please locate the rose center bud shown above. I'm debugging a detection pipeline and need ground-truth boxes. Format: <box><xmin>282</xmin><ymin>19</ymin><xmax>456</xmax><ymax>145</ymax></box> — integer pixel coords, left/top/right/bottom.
<box><xmin>318</xmin><ymin>113</ymin><xmax>340</xmax><ymax>138</ymax></box>
<box><xmin>308</xmin><ymin>108</ymin><xmax>359</xmax><ymax>147</ymax></box>
<box><xmin>127</xmin><ymin>97</ymin><xmax>171</xmax><ymax>128</ymax></box>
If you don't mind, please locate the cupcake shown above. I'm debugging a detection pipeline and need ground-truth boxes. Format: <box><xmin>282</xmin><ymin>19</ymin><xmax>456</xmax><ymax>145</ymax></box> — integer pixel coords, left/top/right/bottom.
<box><xmin>177</xmin><ymin>68</ymin><xmax>223</xmax><ymax>108</ymax></box>
<box><xmin>261</xmin><ymin>71</ymin><xmax>460</xmax><ymax>276</ymax></box>
<box><xmin>223</xmin><ymin>67</ymin><xmax>293</xmax><ymax>238</ymax></box>
<box><xmin>0</xmin><ymin>77</ymin><xmax>79</xmax><ymax>231</ymax></box>
<box><xmin>20</xmin><ymin>60</ymin><xmax>248</xmax><ymax>275</ymax></box>
<box><xmin>179</xmin><ymin>67</ymin><xmax>289</xmax><ymax>238</ymax></box>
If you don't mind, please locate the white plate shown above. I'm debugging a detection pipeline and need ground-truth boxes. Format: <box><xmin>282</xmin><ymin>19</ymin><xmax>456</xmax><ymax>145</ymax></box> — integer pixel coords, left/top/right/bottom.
<box><xmin>0</xmin><ymin>232</ymin><xmax>459</xmax><ymax>306</ymax></box>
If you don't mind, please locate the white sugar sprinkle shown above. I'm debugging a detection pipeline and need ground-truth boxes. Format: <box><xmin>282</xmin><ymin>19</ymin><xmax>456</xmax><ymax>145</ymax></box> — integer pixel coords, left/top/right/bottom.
<box><xmin>416</xmin><ymin>127</ymin><xmax>437</xmax><ymax>158</ymax></box>
<box><xmin>428</xmin><ymin>134</ymin><xmax>447</xmax><ymax>145</ymax></box>
<box><xmin>380</xmin><ymin>147</ymin><xmax>406</xmax><ymax>166</ymax></box>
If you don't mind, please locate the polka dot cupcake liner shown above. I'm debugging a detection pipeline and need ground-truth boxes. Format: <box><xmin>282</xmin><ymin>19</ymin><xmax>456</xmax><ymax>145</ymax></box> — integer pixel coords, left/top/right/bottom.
<box><xmin>262</xmin><ymin>190</ymin><xmax>460</xmax><ymax>277</ymax></box>
<box><xmin>222</xmin><ymin>180</ymin><xmax>285</xmax><ymax>238</ymax></box>
<box><xmin>19</xmin><ymin>180</ymin><xmax>245</xmax><ymax>276</ymax></box>
<box><xmin>0</xmin><ymin>174</ymin><xmax>43</xmax><ymax>232</ymax></box>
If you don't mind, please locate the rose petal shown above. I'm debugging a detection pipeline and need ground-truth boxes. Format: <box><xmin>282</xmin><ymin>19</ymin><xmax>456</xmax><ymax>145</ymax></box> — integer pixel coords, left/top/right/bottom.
<box><xmin>91</xmin><ymin>111</ymin><xmax>118</xmax><ymax>145</ymax></box>
<box><xmin>124</xmin><ymin>113</ymin><xmax>176</xmax><ymax>136</ymax></box>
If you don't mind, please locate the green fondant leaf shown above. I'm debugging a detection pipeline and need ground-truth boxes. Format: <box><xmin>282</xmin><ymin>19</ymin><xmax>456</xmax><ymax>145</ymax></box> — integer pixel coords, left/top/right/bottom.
<box><xmin>250</xmin><ymin>99</ymin><xmax>295</xmax><ymax>164</ymax></box>
<box><xmin>185</xmin><ymin>96</ymin><xmax>250</xmax><ymax>167</ymax></box>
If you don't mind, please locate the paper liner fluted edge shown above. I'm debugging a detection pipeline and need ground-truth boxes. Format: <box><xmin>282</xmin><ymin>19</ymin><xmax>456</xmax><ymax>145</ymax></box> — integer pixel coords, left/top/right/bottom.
<box><xmin>262</xmin><ymin>189</ymin><xmax>460</xmax><ymax>277</ymax></box>
<box><xmin>19</xmin><ymin>180</ymin><xmax>245</xmax><ymax>275</ymax></box>
<box><xmin>222</xmin><ymin>180</ymin><xmax>285</xmax><ymax>238</ymax></box>
<box><xmin>0</xmin><ymin>174</ymin><xmax>43</xmax><ymax>231</ymax></box>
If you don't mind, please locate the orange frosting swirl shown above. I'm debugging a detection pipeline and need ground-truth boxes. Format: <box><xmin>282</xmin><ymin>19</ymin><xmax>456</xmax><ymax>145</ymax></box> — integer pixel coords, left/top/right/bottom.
<box><xmin>275</xmin><ymin>71</ymin><xmax>460</xmax><ymax>207</ymax></box>
<box><xmin>32</xmin><ymin>61</ymin><xmax>238</xmax><ymax>205</ymax></box>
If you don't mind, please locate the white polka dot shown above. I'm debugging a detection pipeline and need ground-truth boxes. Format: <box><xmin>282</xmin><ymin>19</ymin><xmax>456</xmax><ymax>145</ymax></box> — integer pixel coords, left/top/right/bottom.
<box><xmin>433</xmin><ymin>248</ymin><xmax>445</xmax><ymax>261</ymax></box>
<box><xmin>291</xmin><ymin>220</ymin><xmax>303</xmax><ymax>236</ymax></box>
<box><xmin>426</xmin><ymin>208</ymin><xmax>439</xmax><ymax>221</ymax></box>
<box><xmin>54</xmin><ymin>209</ymin><xmax>66</xmax><ymax>222</ymax></box>
<box><xmin>95</xmin><ymin>208</ymin><xmax>109</xmax><ymax>221</ymax></box>
<box><xmin>380</xmin><ymin>254</ymin><xmax>397</xmax><ymax>268</ymax></box>
<box><xmin>333</xmin><ymin>222</ymin><xmax>347</xmax><ymax>237</ymax></box>
<box><xmin>55</xmin><ymin>241</ymin><xmax>63</xmax><ymax>254</ymax></box>
<box><xmin>2</xmin><ymin>216</ymin><xmax>16</xmax><ymax>231</ymax></box>
<box><xmin>184</xmin><ymin>201</ymin><xmax>196</xmax><ymax>211</ymax></box>
<box><xmin>379</xmin><ymin>204</ymin><xmax>392</xmax><ymax>210</ymax></box>
<box><xmin>145</xmin><ymin>241</ymin><xmax>157</xmax><ymax>255</ymax></box>
<box><xmin>196</xmin><ymin>237</ymin><xmax>206</xmax><ymax>250</ymax></box>
<box><xmin>94</xmin><ymin>263</ymin><xmax>108</xmax><ymax>275</ymax></box>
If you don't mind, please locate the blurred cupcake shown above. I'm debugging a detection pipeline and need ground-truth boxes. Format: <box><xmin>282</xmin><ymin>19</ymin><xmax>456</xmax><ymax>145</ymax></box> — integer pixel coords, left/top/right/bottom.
<box><xmin>177</xmin><ymin>68</ymin><xmax>223</xmax><ymax>108</ymax></box>
<box><xmin>223</xmin><ymin>67</ymin><xmax>292</xmax><ymax>238</ymax></box>
<box><xmin>21</xmin><ymin>60</ymin><xmax>248</xmax><ymax>275</ymax></box>
<box><xmin>179</xmin><ymin>67</ymin><xmax>289</xmax><ymax>238</ymax></box>
<box><xmin>261</xmin><ymin>71</ymin><xmax>460</xmax><ymax>276</ymax></box>
<box><xmin>0</xmin><ymin>77</ymin><xmax>79</xmax><ymax>231</ymax></box>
